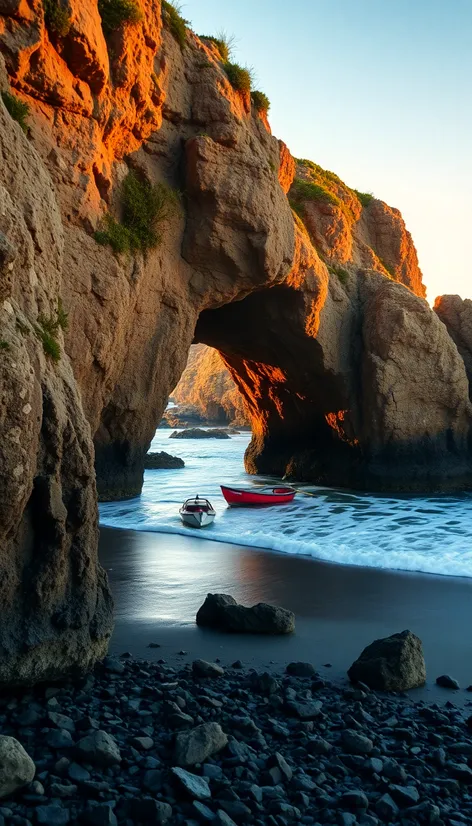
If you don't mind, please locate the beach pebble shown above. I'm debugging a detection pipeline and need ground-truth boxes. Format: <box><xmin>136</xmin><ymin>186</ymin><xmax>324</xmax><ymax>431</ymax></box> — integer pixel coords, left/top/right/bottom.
<box><xmin>192</xmin><ymin>659</ymin><xmax>224</xmax><ymax>678</ymax></box>
<box><xmin>0</xmin><ymin>652</ymin><xmax>471</xmax><ymax>825</ymax></box>
<box><xmin>130</xmin><ymin>798</ymin><xmax>173</xmax><ymax>823</ymax></box>
<box><xmin>375</xmin><ymin>793</ymin><xmax>399</xmax><ymax>820</ymax></box>
<box><xmin>175</xmin><ymin>722</ymin><xmax>228</xmax><ymax>766</ymax></box>
<box><xmin>171</xmin><ymin>767</ymin><xmax>211</xmax><ymax>799</ymax></box>
<box><xmin>82</xmin><ymin>804</ymin><xmax>118</xmax><ymax>825</ymax></box>
<box><xmin>342</xmin><ymin>730</ymin><xmax>374</xmax><ymax>755</ymax></box>
<box><xmin>286</xmin><ymin>662</ymin><xmax>317</xmax><ymax>677</ymax></box>
<box><xmin>35</xmin><ymin>806</ymin><xmax>70</xmax><ymax>824</ymax></box>
<box><xmin>340</xmin><ymin>790</ymin><xmax>369</xmax><ymax>810</ymax></box>
<box><xmin>102</xmin><ymin>657</ymin><xmax>125</xmax><ymax>675</ymax></box>
<box><xmin>75</xmin><ymin>731</ymin><xmax>121</xmax><ymax>767</ymax></box>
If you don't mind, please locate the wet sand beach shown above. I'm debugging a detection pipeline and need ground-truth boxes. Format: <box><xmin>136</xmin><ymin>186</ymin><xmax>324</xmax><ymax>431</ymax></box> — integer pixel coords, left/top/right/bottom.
<box><xmin>100</xmin><ymin>526</ymin><xmax>472</xmax><ymax>705</ymax></box>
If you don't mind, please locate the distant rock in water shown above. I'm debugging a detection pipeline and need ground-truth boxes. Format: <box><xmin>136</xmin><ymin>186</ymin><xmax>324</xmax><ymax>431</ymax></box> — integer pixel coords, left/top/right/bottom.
<box><xmin>170</xmin><ymin>428</ymin><xmax>230</xmax><ymax>440</ymax></box>
<box><xmin>196</xmin><ymin>593</ymin><xmax>295</xmax><ymax>635</ymax></box>
<box><xmin>348</xmin><ymin>630</ymin><xmax>426</xmax><ymax>691</ymax></box>
<box><xmin>144</xmin><ymin>451</ymin><xmax>185</xmax><ymax>469</ymax></box>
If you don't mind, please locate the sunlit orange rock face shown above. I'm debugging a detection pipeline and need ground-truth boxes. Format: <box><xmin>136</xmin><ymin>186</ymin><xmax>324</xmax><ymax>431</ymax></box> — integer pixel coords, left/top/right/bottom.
<box><xmin>173</xmin><ymin>344</ymin><xmax>249</xmax><ymax>426</ymax></box>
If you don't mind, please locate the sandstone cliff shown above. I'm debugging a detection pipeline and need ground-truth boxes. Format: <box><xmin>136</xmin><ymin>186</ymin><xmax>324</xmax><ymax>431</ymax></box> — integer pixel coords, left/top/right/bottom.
<box><xmin>172</xmin><ymin>344</ymin><xmax>250</xmax><ymax>426</ymax></box>
<box><xmin>1</xmin><ymin>0</ymin><xmax>472</xmax><ymax>685</ymax></box>
<box><xmin>0</xmin><ymin>54</ymin><xmax>112</xmax><ymax>686</ymax></box>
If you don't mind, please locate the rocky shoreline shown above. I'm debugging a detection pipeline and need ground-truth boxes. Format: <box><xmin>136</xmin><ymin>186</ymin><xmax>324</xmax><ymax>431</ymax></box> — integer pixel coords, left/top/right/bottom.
<box><xmin>1</xmin><ymin>654</ymin><xmax>472</xmax><ymax>826</ymax></box>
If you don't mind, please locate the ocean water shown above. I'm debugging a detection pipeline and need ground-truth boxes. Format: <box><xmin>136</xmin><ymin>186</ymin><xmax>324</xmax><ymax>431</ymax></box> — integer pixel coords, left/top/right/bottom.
<box><xmin>99</xmin><ymin>427</ymin><xmax>472</xmax><ymax>578</ymax></box>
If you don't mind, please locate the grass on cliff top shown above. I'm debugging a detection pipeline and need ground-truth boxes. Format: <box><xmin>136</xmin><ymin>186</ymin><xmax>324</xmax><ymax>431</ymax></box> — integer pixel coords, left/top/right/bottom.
<box><xmin>98</xmin><ymin>0</ymin><xmax>143</xmax><ymax>34</ymax></box>
<box><xmin>199</xmin><ymin>32</ymin><xmax>234</xmax><ymax>61</ymax></box>
<box><xmin>1</xmin><ymin>92</ymin><xmax>29</xmax><ymax>134</ymax></box>
<box><xmin>223</xmin><ymin>62</ymin><xmax>253</xmax><ymax>93</ymax></box>
<box><xmin>35</xmin><ymin>300</ymin><xmax>68</xmax><ymax>363</ymax></box>
<box><xmin>297</xmin><ymin>159</ymin><xmax>343</xmax><ymax>187</ymax></box>
<box><xmin>251</xmin><ymin>90</ymin><xmax>270</xmax><ymax>114</ymax></box>
<box><xmin>42</xmin><ymin>0</ymin><xmax>72</xmax><ymax>37</ymax></box>
<box><xmin>289</xmin><ymin>178</ymin><xmax>341</xmax><ymax>211</ymax></box>
<box><xmin>354</xmin><ymin>189</ymin><xmax>374</xmax><ymax>208</ymax></box>
<box><xmin>298</xmin><ymin>158</ymin><xmax>375</xmax><ymax>217</ymax></box>
<box><xmin>95</xmin><ymin>171</ymin><xmax>181</xmax><ymax>255</ymax></box>
<box><xmin>161</xmin><ymin>1</ymin><xmax>189</xmax><ymax>49</ymax></box>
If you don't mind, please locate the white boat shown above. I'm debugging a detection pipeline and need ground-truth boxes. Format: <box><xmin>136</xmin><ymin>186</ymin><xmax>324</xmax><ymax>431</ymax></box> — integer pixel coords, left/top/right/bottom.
<box><xmin>179</xmin><ymin>496</ymin><xmax>216</xmax><ymax>529</ymax></box>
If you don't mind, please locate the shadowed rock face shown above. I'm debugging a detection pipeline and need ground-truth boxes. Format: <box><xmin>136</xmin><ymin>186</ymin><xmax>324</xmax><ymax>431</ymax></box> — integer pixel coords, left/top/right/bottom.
<box><xmin>1</xmin><ymin>0</ymin><xmax>472</xmax><ymax>685</ymax></box>
<box><xmin>435</xmin><ymin>295</ymin><xmax>472</xmax><ymax>400</ymax></box>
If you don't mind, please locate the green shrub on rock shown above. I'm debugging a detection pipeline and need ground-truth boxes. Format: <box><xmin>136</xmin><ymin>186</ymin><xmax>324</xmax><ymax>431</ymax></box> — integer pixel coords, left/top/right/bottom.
<box><xmin>98</xmin><ymin>0</ymin><xmax>143</xmax><ymax>34</ymax></box>
<box><xmin>95</xmin><ymin>171</ymin><xmax>181</xmax><ymax>255</ymax></box>
<box><xmin>200</xmin><ymin>32</ymin><xmax>233</xmax><ymax>61</ymax></box>
<box><xmin>1</xmin><ymin>92</ymin><xmax>29</xmax><ymax>134</ymax></box>
<box><xmin>289</xmin><ymin>178</ymin><xmax>341</xmax><ymax>212</ymax></box>
<box><xmin>35</xmin><ymin>302</ymin><xmax>68</xmax><ymax>363</ymax></box>
<box><xmin>354</xmin><ymin>189</ymin><xmax>374</xmax><ymax>208</ymax></box>
<box><xmin>42</xmin><ymin>0</ymin><xmax>72</xmax><ymax>36</ymax></box>
<box><xmin>251</xmin><ymin>90</ymin><xmax>270</xmax><ymax>114</ymax></box>
<box><xmin>161</xmin><ymin>1</ymin><xmax>188</xmax><ymax>49</ymax></box>
<box><xmin>223</xmin><ymin>62</ymin><xmax>253</xmax><ymax>93</ymax></box>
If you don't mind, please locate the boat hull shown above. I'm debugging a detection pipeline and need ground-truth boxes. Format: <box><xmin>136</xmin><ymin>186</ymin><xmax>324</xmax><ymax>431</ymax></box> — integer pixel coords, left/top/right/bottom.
<box><xmin>180</xmin><ymin>511</ymin><xmax>215</xmax><ymax>528</ymax></box>
<box><xmin>221</xmin><ymin>485</ymin><xmax>296</xmax><ymax>506</ymax></box>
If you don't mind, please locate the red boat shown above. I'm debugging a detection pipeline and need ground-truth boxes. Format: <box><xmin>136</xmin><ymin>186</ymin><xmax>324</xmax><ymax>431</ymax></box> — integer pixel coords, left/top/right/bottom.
<box><xmin>221</xmin><ymin>484</ymin><xmax>296</xmax><ymax>506</ymax></box>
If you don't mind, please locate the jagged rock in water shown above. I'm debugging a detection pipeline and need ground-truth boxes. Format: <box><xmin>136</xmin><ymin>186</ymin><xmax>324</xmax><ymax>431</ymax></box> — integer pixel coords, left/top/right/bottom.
<box><xmin>170</xmin><ymin>428</ymin><xmax>230</xmax><ymax>440</ymax></box>
<box><xmin>348</xmin><ymin>630</ymin><xmax>426</xmax><ymax>691</ymax></box>
<box><xmin>144</xmin><ymin>452</ymin><xmax>185</xmax><ymax>469</ymax></box>
<box><xmin>196</xmin><ymin>593</ymin><xmax>295</xmax><ymax>634</ymax></box>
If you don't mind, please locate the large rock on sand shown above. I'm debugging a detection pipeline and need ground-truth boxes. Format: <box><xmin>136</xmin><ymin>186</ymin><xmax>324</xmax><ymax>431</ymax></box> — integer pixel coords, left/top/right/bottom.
<box><xmin>348</xmin><ymin>630</ymin><xmax>426</xmax><ymax>691</ymax></box>
<box><xmin>0</xmin><ymin>736</ymin><xmax>35</xmax><ymax>798</ymax></box>
<box><xmin>196</xmin><ymin>593</ymin><xmax>295</xmax><ymax>635</ymax></box>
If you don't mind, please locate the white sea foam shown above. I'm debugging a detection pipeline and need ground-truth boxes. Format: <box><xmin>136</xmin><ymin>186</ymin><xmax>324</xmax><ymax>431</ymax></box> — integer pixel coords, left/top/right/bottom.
<box><xmin>99</xmin><ymin>428</ymin><xmax>472</xmax><ymax>578</ymax></box>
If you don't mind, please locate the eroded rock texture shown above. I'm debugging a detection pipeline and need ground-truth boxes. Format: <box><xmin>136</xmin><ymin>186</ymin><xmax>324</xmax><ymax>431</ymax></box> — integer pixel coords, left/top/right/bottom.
<box><xmin>1</xmin><ymin>0</ymin><xmax>472</xmax><ymax>684</ymax></box>
<box><xmin>0</xmin><ymin>59</ymin><xmax>112</xmax><ymax>685</ymax></box>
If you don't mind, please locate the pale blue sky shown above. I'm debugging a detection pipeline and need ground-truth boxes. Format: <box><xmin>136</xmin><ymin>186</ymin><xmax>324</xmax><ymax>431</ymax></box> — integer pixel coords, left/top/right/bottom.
<box><xmin>184</xmin><ymin>0</ymin><xmax>471</xmax><ymax>302</ymax></box>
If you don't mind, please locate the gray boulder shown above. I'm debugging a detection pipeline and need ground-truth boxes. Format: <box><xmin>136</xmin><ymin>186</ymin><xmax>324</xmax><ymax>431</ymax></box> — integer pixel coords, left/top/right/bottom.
<box><xmin>196</xmin><ymin>593</ymin><xmax>295</xmax><ymax>635</ymax></box>
<box><xmin>175</xmin><ymin>722</ymin><xmax>228</xmax><ymax>766</ymax></box>
<box><xmin>0</xmin><ymin>736</ymin><xmax>36</xmax><ymax>799</ymax></box>
<box><xmin>144</xmin><ymin>451</ymin><xmax>185</xmax><ymax>469</ymax></box>
<box><xmin>347</xmin><ymin>630</ymin><xmax>426</xmax><ymax>691</ymax></box>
